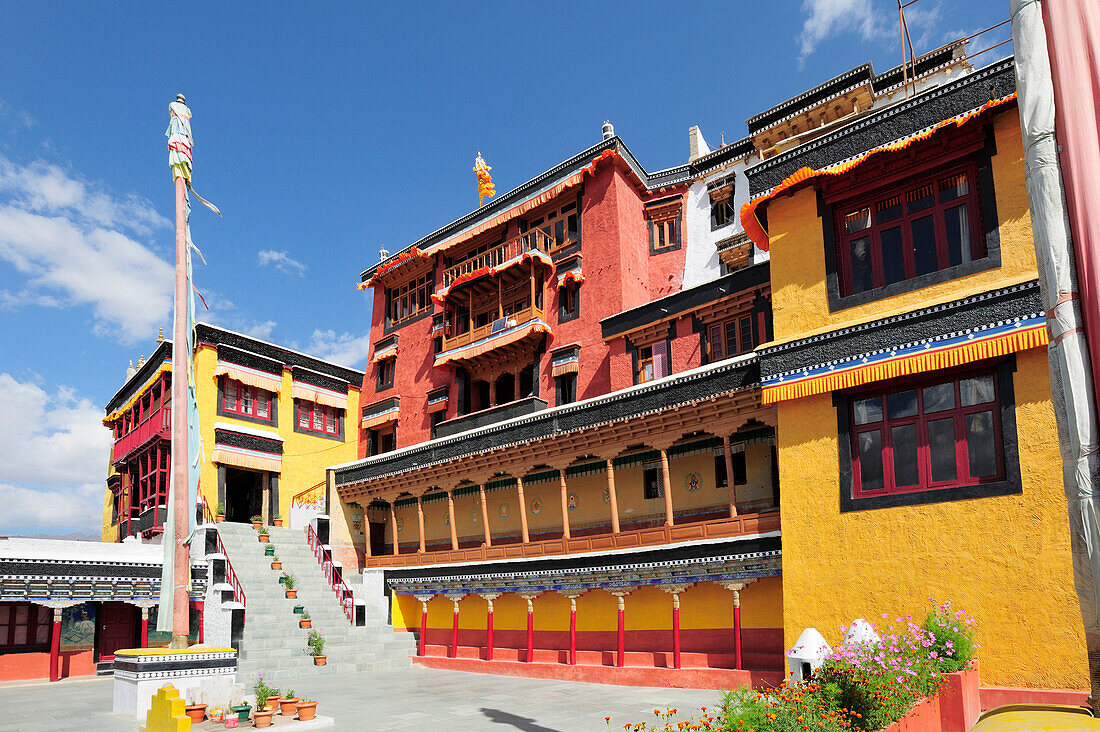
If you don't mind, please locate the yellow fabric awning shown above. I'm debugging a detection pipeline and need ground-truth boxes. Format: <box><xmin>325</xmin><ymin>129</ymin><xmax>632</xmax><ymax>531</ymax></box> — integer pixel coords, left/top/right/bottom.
<box><xmin>210</xmin><ymin>446</ymin><xmax>282</xmax><ymax>473</ymax></box>
<box><xmin>214</xmin><ymin>361</ymin><xmax>283</xmax><ymax>393</ymax></box>
<box><xmin>291</xmin><ymin>381</ymin><xmax>348</xmax><ymax>410</ymax></box>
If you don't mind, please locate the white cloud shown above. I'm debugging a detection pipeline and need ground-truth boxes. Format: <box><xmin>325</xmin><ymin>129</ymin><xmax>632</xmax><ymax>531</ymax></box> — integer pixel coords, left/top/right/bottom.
<box><xmin>0</xmin><ymin>155</ymin><xmax>174</xmax><ymax>343</ymax></box>
<box><xmin>258</xmin><ymin>249</ymin><xmax>307</xmax><ymax>277</ymax></box>
<box><xmin>797</xmin><ymin>0</ymin><xmax>942</xmax><ymax>65</ymax></box>
<box><xmin>0</xmin><ymin>482</ymin><xmax>105</xmax><ymax>536</ymax></box>
<box><xmin>241</xmin><ymin>319</ymin><xmax>277</xmax><ymax>340</ymax></box>
<box><xmin>307</xmin><ymin>329</ymin><xmax>372</xmax><ymax>369</ymax></box>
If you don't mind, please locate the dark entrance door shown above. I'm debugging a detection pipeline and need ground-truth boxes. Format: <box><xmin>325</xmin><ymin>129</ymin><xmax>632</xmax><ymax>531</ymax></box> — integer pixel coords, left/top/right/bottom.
<box><xmin>225</xmin><ymin>467</ymin><xmax>264</xmax><ymax>523</ymax></box>
<box><xmin>368</xmin><ymin>522</ymin><xmax>387</xmax><ymax>557</ymax></box>
<box><xmin>99</xmin><ymin>602</ymin><xmax>137</xmax><ymax>660</ymax></box>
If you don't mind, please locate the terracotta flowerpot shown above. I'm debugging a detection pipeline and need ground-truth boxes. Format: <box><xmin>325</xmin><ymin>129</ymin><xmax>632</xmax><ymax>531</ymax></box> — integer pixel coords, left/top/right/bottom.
<box><xmin>285</xmin><ymin>589</ymin><xmax>297</xmax><ymax>599</ymax></box>
<box><xmin>273</xmin><ymin>519</ymin><xmax>284</xmax><ymax>527</ymax></box>
<box><xmin>313</xmin><ymin>654</ymin><xmax>327</xmax><ymax>666</ymax></box>
<box><xmin>271</xmin><ymin>561</ymin><xmax>282</xmax><ymax>570</ymax></box>
<box><xmin>296</xmin><ymin>701</ymin><xmax>319</xmax><ymax>721</ymax></box>
<box><xmin>258</xmin><ymin>534</ymin><xmax>270</xmax><ymax>543</ymax></box>
<box><xmin>251</xmin><ymin>521</ymin><xmax>262</xmax><ymax>530</ymax></box>
<box><xmin>184</xmin><ymin>703</ymin><xmax>207</xmax><ymax>723</ymax></box>
<box><xmin>253</xmin><ymin>709</ymin><xmax>274</xmax><ymax>728</ymax></box>
<box><xmin>266</xmin><ymin>697</ymin><xmax>281</xmax><ymax>712</ymax></box>
<box><xmin>299</xmin><ymin>618</ymin><xmax>312</xmax><ymax>629</ymax></box>
<box><xmin>279</xmin><ymin>698</ymin><xmax>299</xmax><ymax>716</ymax></box>
<box><xmin>216</xmin><ymin>514</ymin><xmax>225</xmax><ymax>522</ymax></box>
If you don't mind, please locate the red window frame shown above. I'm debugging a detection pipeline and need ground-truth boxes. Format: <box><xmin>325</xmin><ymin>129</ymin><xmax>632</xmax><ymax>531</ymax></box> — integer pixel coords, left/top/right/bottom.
<box><xmin>221</xmin><ymin>377</ymin><xmax>273</xmax><ymax>421</ymax></box>
<box><xmin>835</xmin><ymin>161</ymin><xmax>985</xmax><ymax>297</ymax></box>
<box><xmin>849</xmin><ymin>366</ymin><xmax>1005</xmax><ymax>498</ymax></box>
<box><xmin>708</xmin><ymin>315</ymin><xmax>757</xmax><ymax>361</ymax></box>
<box><xmin>0</xmin><ymin>603</ymin><xmax>52</xmax><ymax>650</ymax></box>
<box><xmin>297</xmin><ymin>400</ymin><xmax>340</xmax><ymax>436</ymax></box>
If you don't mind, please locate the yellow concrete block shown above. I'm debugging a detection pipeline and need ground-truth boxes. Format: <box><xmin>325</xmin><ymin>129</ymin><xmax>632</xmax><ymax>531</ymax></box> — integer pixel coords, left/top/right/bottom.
<box><xmin>141</xmin><ymin>684</ymin><xmax>191</xmax><ymax>732</ymax></box>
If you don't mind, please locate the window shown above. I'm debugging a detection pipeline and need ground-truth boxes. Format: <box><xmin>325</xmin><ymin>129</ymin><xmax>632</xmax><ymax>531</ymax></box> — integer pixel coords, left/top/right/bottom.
<box><xmin>386</xmin><ymin>273</ymin><xmax>433</xmax><ymax>327</ymax></box>
<box><xmin>559</xmin><ymin>280</ymin><xmax>580</xmax><ymax>320</ymax></box>
<box><xmin>297</xmin><ymin>400</ymin><xmax>341</xmax><ymax>436</ymax></box>
<box><xmin>708</xmin><ymin>315</ymin><xmax>757</xmax><ymax>361</ymax></box>
<box><xmin>646</xmin><ymin>199</ymin><xmax>682</xmax><ymax>253</ymax></box>
<box><xmin>636</xmin><ymin>341</ymin><xmax>670</xmax><ymax>384</ymax></box>
<box><xmin>525</xmin><ymin>200</ymin><xmax>580</xmax><ymax>252</ymax></box>
<box><xmin>643</xmin><ymin>464</ymin><xmax>664</xmax><ymax>499</ymax></box>
<box><xmin>376</xmin><ymin>359</ymin><xmax>395</xmax><ymax>391</ymax></box>
<box><xmin>221</xmin><ymin>378</ymin><xmax>273</xmax><ymax>421</ymax></box>
<box><xmin>711</xmin><ymin>198</ymin><xmax>736</xmax><ymax>230</ymax></box>
<box><xmin>849</xmin><ymin>370</ymin><xmax>1004</xmax><ymax>498</ymax></box>
<box><xmin>556</xmin><ymin>372</ymin><xmax>577</xmax><ymax>405</ymax></box>
<box><xmin>836</xmin><ymin>166</ymin><xmax>984</xmax><ymax>297</ymax></box>
<box><xmin>430</xmin><ymin>411</ymin><xmax>445</xmax><ymax>438</ymax></box>
<box><xmin>637</xmin><ymin>346</ymin><xmax>654</xmax><ymax>383</ymax></box>
<box><xmin>0</xmin><ymin>604</ymin><xmax>51</xmax><ymax>650</ymax></box>
<box><xmin>714</xmin><ymin>448</ymin><xmax>748</xmax><ymax>488</ymax></box>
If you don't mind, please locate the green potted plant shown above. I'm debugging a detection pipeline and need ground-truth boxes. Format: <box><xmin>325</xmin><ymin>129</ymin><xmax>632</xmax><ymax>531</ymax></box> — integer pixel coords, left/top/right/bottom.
<box><xmin>251</xmin><ymin>514</ymin><xmax>263</xmax><ymax>530</ymax></box>
<box><xmin>282</xmin><ymin>573</ymin><xmax>297</xmax><ymax>599</ymax></box>
<box><xmin>279</xmin><ymin>690</ymin><xmax>299</xmax><ymax>716</ymax></box>
<box><xmin>270</xmin><ymin>553</ymin><xmax>282</xmax><ymax>570</ymax></box>
<box><xmin>293</xmin><ymin>604</ymin><xmax>304</xmax><ymax>614</ymax></box>
<box><xmin>272</xmin><ymin>512</ymin><xmax>284</xmax><ymax>527</ymax></box>
<box><xmin>264</xmin><ymin>543</ymin><xmax>275</xmax><ymax>556</ymax></box>
<box><xmin>215</xmin><ymin>501</ymin><xmax>225</xmax><ymax>522</ymax></box>
<box><xmin>307</xmin><ymin>629</ymin><xmax>326</xmax><ymax>665</ymax></box>
<box><xmin>299</xmin><ymin>609</ymin><xmax>312</xmax><ymax>629</ymax></box>
<box><xmin>230</xmin><ymin>700</ymin><xmax>252</xmax><ymax>723</ymax></box>
<box><xmin>252</xmin><ymin>674</ymin><xmax>277</xmax><ymax>728</ymax></box>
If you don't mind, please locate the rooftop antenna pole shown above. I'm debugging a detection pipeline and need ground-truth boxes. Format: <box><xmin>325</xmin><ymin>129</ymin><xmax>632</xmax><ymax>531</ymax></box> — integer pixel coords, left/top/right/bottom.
<box><xmin>899</xmin><ymin>0</ymin><xmax>909</xmax><ymax>98</ymax></box>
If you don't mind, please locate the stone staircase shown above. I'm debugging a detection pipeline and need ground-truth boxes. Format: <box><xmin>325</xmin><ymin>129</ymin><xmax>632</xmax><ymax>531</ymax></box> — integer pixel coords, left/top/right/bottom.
<box><xmin>215</xmin><ymin>522</ymin><xmax>413</xmax><ymax>686</ymax></box>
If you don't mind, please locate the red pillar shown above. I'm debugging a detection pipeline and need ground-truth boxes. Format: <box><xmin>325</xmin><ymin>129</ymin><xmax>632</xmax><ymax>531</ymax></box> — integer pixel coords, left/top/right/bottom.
<box><xmin>616</xmin><ymin>595</ymin><xmax>626</xmax><ymax>668</ymax></box>
<box><xmin>449</xmin><ymin>599</ymin><xmax>460</xmax><ymax>659</ymax></box>
<box><xmin>569</xmin><ymin>598</ymin><xmax>577</xmax><ymax>665</ymax></box>
<box><xmin>733</xmin><ymin>591</ymin><xmax>743</xmax><ymax>670</ymax></box>
<box><xmin>486</xmin><ymin>599</ymin><xmax>495</xmax><ymax>662</ymax></box>
<box><xmin>525</xmin><ymin>597</ymin><xmax>534</xmax><ymax>663</ymax></box>
<box><xmin>140</xmin><ymin>607</ymin><xmax>150</xmax><ymax>648</ymax></box>
<box><xmin>419</xmin><ymin>601</ymin><xmax>428</xmax><ymax>657</ymax></box>
<box><xmin>672</xmin><ymin>593</ymin><xmax>681</xmax><ymax>670</ymax></box>
<box><xmin>48</xmin><ymin>608</ymin><xmax>61</xmax><ymax>682</ymax></box>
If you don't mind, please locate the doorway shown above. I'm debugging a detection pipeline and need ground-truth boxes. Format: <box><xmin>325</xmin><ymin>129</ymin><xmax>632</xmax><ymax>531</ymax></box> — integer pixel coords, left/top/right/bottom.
<box><xmin>98</xmin><ymin>602</ymin><xmax>137</xmax><ymax>660</ymax></box>
<box><xmin>225</xmin><ymin>467</ymin><xmax>264</xmax><ymax>523</ymax></box>
<box><xmin>368</xmin><ymin>522</ymin><xmax>387</xmax><ymax>557</ymax></box>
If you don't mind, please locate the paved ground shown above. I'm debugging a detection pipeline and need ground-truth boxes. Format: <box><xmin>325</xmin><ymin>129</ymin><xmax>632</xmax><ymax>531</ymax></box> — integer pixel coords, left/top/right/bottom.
<box><xmin>0</xmin><ymin>666</ymin><xmax>725</xmax><ymax>731</ymax></box>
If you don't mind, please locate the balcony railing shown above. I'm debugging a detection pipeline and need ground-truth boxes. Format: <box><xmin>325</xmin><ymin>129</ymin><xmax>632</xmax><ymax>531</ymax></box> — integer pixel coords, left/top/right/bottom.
<box><xmin>361</xmin><ymin>510</ymin><xmax>780</xmax><ymax>569</ymax></box>
<box><xmin>442</xmin><ymin>303</ymin><xmax>546</xmax><ymax>353</ymax></box>
<box><xmin>113</xmin><ymin>407</ymin><xmax>170</xmax><ymax>464</ymax></box>
<box><xmin>442</xmin><ymin>229</ymin><xmax>554</xmax><ymax>288</ymax></box>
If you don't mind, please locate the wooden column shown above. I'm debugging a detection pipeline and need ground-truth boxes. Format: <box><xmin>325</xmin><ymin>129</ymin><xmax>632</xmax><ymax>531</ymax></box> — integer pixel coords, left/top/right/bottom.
<box><xmin>447</xmin><ymin>490</ymin><xmax>459</xmax><ymax>550</ymax></box>
<box><xmin>516</xmin><ymin>476</ymin><xmax>530</xmax><ymax>544</ymax></box>
<box><xmin>416</xmin><ymin>496</ymin><xmax>426</xmax><ymax>553</ymax></box>
<box><xmin>449</xmin><ymin>597</ymin><xmax>461</xmax><ymax>659</ymax></box>
<box><xmin>419</xmin><ymin>599</ymin><xmax>428</xmax><ymax>657</ymax></box>
<box><xmin>48</xmin><ymin>607</ymin><xmax>61</xmax><ymax>682</ymax></box>
<box><xmin>497</xmin><ymin>277</ymin><xmax>504</xmax><ymax>319</ymax></box>
<box><xmin>390</xmin><ymin>503</ymin><xmax>399</xmax><ymax>556</ymax></box>
<box><xmin>723</xmin><ymin>434</ymin><xmax>738</xmax><ymax>518</ymax></box>
<box><xmin>478</xmin><ymin>486</ymin><xmax>492</xmax><ymax>547</ymax></box>
<box><xmin>140</xmin><ymin>606</ymin><xmax>150</xmax><ymax>648</ymax></box>
<box><xmin>605</xmin><ymin>459</ymin><xmax>620</xmax><ymax>534</ymax></box>
<box><xmin>559</xmin><ymin>471</ymin><xmax>571</xmax><ymax>540</ymax></box>
<box><xmin>660</xmin><ymin>448</ymin><xmax>674</xmax><ymax>526</ymax></box>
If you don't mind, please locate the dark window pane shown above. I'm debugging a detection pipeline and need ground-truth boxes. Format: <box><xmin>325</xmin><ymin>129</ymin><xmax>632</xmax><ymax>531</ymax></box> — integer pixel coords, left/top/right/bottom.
<box><xmin>944</xmin><ymin>203</ymin><xmax>971</xmax><ymax>266</ymax></box>
<box><xmin>887</xmin><ymin>390</ymin><xmax>918</xmax><ymax>419</ymax></box>
<box><xmin>733</xmin><ymin>451</ymin><xmax>748</xmax><ymax>485</ymax></box>
<box><xmin>567</xmin><ymin>214</ymin><xmax>578</xmax><ymax>241</ymax></box>
<box><xmin>857</xmin><ymin>430</ymin><xmax>885</xmax><ymax>492</ymax></box>
<box><xmin>880</xmin><ymin>227</ymin><xmax>906</xmax><ymax>285</ymax></box>
<box><xmin>876</xmin><ymin>196</ymin><xmax>902</xmax><ymax>224</ymax></box>
<box><xmin>845</xmin><ymin>207</ymin><xmax>871</xmax><ymax>234</ymax></box>
<box><xmin>928</xmin><ymin>417</ymin><xmax>958</xmax><ymax>483</ymax></box>
<box><xmin>739</xmin><ymin>316</ymin><xmax>754</xmax><ymax>352</ymax></box>
<box><xmin>849</xmin><ymin>236</ymin><xmax>873</xmax><ymax>293</ymax></box>
<box><xmin>892</xmin><ymin>424</ymin><xmax>919</xmax><ymax>487</ymax></box>
<box><xmin>907</xmin><ymin>183</ymin><xmax>935</xmax><ymax>214</ymax></box>
<box><xmin>966</xmin><ymin>411</ymin><xmax>998</xmax><ymax>477</ymax></box>
<box><xmin>961</xmin><ymin>374</ymin><xmax>995</xmax><ymax>406</ymax></box>
<box><xmin>923</xmin><ymin>383</ymin><xmax>955</xmax><ymax>412</ymax></box>
<box><xmin>853</xmin><ymin>397</ymin><xmax>883</xmax><ymax>425</ymax></box>
<box><xmin>911</xmin><ymin>215</ymin><xmax>939</xmax><ymax>276</ymax></box>
<box><xmin>939</xmin><ymin>172</ymin><xmax>969</xmax><ymax>201</ymax></box>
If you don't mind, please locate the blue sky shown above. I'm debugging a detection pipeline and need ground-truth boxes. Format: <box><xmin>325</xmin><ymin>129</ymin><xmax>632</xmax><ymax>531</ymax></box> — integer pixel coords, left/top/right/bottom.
<box><xmin>0</xmin><ymin>0</ymin><xmax>1011</xmax><ymax>536</ymax></box>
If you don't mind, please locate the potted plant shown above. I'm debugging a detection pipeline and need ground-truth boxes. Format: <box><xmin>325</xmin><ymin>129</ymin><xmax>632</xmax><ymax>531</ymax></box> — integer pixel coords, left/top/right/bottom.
<box><xmin>282</xmin><ymin>573</ymin><xmax>297</xmax><ymax>599</ymax></box>
<box><xmin>296</xmin><ymin>699</ymin><xmax>319</xmax><ymax>721</ymax></box>
<box><xmin>258</xmin><ymin>527</ymin><xmax>270</xmax><ymax>543</ymax></box>
<box><xmin>299</xmin><ymin>610</ymin><xmax>312</xmax><ymax>629</ymax></box>
<box><xmin>264</xmin><ymin>543</ymin><xmax>275</xmax><ymax>556</ymax></box>
<box><xmin>252</xmin><ymin>674</ymin><xmax>277</xmax><ymax>728</ymax></box>
<box><xmin>216</xmin><ymin>501</ymin><xmax>226</xmax><ymax>522</ymax></box>
<box><xmin>184</xmin><ymin>696</ymin><xmax>207</xmax><ymax>723</ymax></box>
<box><xmin>293</xmin><ymin>604</ymin><xmax>305</xmax><ymax>614</ymax></box>
<box><xmin>251</xmin><ymin>514</ymin><xmax>263</xmax><ymax>530</ymax></box>
<box><xmin>270</xmin><ymin>553</ymin><xmax>282</xmax><ymax>570</ymax></box>
<box><xmin>272</xmin><ymin>513</ymin><xmax>284</xmax><ymax>527</ymax></box>
<box><xmin>307</xmin><ymin>629</ymin><xmax>326</xmax><ymax>665</ymax></box>
<box><xmin>279</xmin><ymin>690</ymin><xmax>299</xmax><ymax>716</ymax></box>
<box><xmin>230</xmin><ymin>701</ymin><xmax>251</xmax><ymax>723</ymax></box>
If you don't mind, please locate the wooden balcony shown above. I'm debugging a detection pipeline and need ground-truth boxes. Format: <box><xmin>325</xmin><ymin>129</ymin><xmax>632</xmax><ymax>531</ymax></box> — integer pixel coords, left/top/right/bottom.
<box><xmin>112</xmin><ymin>407</ymin><xmax>170</xmax><ymax>465</ymax></box>
<box><xmin>442</xmin><ymin>230</ymin><xmax>553</xmax><ymax>288</ymax></box>
<box><xmin>441</xmin><ymin>303</ymin><xmax>547</xmax><ymax>353</ymax></box>
<box><xmin>362</xmin><ymin>510</ymin><xmax>780</xmax><ymax>569</ymax></box>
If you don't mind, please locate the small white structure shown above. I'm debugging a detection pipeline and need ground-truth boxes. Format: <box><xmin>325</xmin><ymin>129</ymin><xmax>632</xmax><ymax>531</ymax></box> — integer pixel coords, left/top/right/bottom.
<box><xmin>112</xmin><ymin>647</ymin><xmax>237</xmax><ymax>720</ymax></box>
<box><xmin>787</xmin><ymin>627</ymin><xmax>831</xmax><ymax>683</ymax></box>
<box><xmin>843</xmin><ymin>618</ymin><xmax>882</xmax><ymax>648</ymax></box>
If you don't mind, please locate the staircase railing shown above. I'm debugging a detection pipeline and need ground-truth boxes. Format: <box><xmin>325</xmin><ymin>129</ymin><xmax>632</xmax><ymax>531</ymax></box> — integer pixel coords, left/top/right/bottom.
<box><xmin>306</xmin><ymin>522</ymin><xmax>353</xmax><ymax>621</ymax></box>
<box><xmin>291</xmin><ymin>480</ymin><xmax>326</xmax><ymax>508</ymax></box>
<box><xmin>201</xmin><ymin>498</ymin><xmax>246</xmax><ymax>607</ymax></box>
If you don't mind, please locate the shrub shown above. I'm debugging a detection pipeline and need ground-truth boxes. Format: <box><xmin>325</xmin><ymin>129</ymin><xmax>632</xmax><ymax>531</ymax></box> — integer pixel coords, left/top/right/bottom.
<box><xmin>284</xmin><ymin>689</ymin><xmax>296</xmax><ymax>701</ymax></box>
<box><xmin>216</xmin><ymin>502</ymin><xmax>225</xmax><ymax>515</ymax></box>
<box><xmin>307</xmin><ymin>630</ymin><xmax>325</xmax><ymax>656</ymax></box>
<box><xmin>253</xmin><ymin>674</ymin><xmax>278</xmax><ymax>710</ymax></box>
<box><xmin>258</xmin><ymin>527</ymin><xmax>269</xmax><ymax>536</ymax></box>
<box><xmin>281</xmin><ymin>573</ymin><xmax>295</xmax><ymax>590</ymax></box>
<box><xmin>250</xmin><ymin>515</ymin><xmax>262</xmax><ymax>523</ymax></box>
<box><xmin>922</xmin><ymin>598</ymin><xmax>976</xmax><ymax>673</ymax></box>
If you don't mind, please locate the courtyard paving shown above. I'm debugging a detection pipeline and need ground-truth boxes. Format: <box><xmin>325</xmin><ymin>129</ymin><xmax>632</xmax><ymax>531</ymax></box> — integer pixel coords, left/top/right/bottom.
<box><xmin>0</xmin><ymin>665</ymin><xmax>726</xmax><ymax>731</ymax></box>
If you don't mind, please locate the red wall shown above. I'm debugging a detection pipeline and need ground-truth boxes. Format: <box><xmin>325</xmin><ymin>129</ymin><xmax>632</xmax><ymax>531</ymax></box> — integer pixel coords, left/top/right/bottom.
<box><xmin>0</xmin><ymin>649</ymin><xmax>95</xmax><ymax>682</ymax></box>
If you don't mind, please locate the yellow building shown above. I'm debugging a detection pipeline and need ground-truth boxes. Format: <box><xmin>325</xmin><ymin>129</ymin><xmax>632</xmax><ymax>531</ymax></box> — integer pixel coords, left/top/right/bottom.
<box><xmin>744</xmin><ymin>53</ymin><xmax>1086</xmax><ymax>691</ymax></box>
<box><xmin>102</xmin><ymin>323</ymin><xmax>362</xmax><ymax>539</ymax></box>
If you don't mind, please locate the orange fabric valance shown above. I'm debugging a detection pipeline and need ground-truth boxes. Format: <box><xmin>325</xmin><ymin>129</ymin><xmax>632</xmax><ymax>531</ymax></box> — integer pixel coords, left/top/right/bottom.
<box><xmin>291</xmin><ymin>381</ymin><xmax>348</xmax><ymax>410</ymax></box>
<box><xmin>210</xmin><ymin>446</ymin><xmax>282</xmax><ymax>473</ymax></box>
<box><xmin>369</xmin><ymin>343</ymin><xmax>398</xmax><ymax>364</ymax></box>
<box><xmin>361</xmin><ymin>406</ymin><xmax>400</xmax><ymax>430</ymax></box>
<box><xmin>214</xmin><ymin>361</ymin><xmax>283</xmax><ymax>393</ymax></box>
<box><xmin>434</xmin><ymin>320</ymin><xmax>551</xmax><ymax>367</ymax></box>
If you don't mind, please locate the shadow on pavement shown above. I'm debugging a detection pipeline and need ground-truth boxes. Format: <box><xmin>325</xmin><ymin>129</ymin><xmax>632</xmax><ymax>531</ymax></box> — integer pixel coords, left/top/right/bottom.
<box><xmin>479</xmin><ymin>707</ymin><xmax>564</xmax><ymax>731</ymax></box>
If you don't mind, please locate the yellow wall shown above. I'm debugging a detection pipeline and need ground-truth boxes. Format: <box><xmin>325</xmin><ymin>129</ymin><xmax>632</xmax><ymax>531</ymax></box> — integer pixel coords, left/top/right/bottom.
<box><xmin>776</xmin><ymin>349</ymin><xmax>1086</xmax><ymax>689</ymax></box>
<box><xmin>768</xmin><ymin>111</ymin><xmax>1036</xmax><ymax>343</ymax></box>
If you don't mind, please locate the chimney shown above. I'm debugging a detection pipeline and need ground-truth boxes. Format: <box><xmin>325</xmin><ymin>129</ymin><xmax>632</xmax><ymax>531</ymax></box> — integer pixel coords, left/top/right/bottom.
<box><xmin>689</xmin><ymin>126</ymin><xmax>711</xmax><ymax>162</ymax></box>
<box><xmin>126</xmin><ymin>360</ymin><xmax>135</xmax><ymax>379</ymax></box>
<box><xmin>601</xmin><ymin>121</ymin><xmax>615</xmax><ymax>140</ymax></box>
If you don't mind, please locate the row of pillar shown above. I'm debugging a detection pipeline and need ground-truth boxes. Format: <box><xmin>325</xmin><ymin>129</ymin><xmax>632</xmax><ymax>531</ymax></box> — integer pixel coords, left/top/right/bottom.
<box><xmin>381</xmin><ymin>438</ymin><xmax>747</xmax><ymax>556</ymax></box>
<box><xmin>415</xmin><ymin>581</ymin><xmax>750</xmax><ymax>669</ymax></box>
